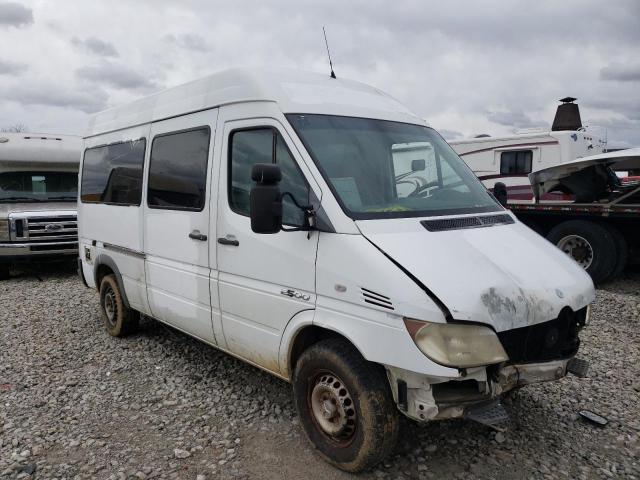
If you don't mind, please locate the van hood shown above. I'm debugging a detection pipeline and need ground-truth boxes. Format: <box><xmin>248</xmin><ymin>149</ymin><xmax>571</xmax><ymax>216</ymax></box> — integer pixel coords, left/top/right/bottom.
<box><xmin>356</xmin><ymin>215</ymin><xmax>595</xmax><ymax>332</ymax></box>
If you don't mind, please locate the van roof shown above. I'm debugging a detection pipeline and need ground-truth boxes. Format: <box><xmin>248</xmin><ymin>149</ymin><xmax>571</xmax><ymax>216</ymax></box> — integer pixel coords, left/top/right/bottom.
<box><xmin>0</xmin><ymin>133</ymin><xmax>81</xmax><ymax>165</ymax></box>
<box><xmin>85</xmin><ymin>67</ymin><xmax>423</xmax><ymax>138</ymax></box>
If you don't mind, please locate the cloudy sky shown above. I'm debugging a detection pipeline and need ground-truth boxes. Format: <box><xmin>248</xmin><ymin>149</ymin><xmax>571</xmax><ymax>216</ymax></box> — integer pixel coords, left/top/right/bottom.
<box><xmin>0</xmin><ymin>0</ymin><xmax>639</xmax><ymax>147</ymax></box>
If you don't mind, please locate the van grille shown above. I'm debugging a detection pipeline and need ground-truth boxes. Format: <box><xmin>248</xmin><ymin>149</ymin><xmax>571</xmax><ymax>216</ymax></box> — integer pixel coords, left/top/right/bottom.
<box><xmin>496</xmin><ymin>307</ymin><xmax>587</xmax><ymax>363</ymax></box>
<box><xmin>361</xmin><ymin>287</ymin><xmax>394</xmax><ymax>310</ymax></box>
<box><xmin>421</xmin><ymin>214</ymin><xmax>514</xmax><ymax>232</ymax></box>
<box><xmin>25</xmin><ymin>215</ymin><xmax>78</xmax><ymax>242</ymax></box>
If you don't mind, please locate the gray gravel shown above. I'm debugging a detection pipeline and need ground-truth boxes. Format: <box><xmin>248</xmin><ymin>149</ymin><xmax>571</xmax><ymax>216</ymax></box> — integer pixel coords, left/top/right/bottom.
<box><xmin>1</xmin><ymin>266</ymin><xmax>639</xmax><ymax>479</ymax></box>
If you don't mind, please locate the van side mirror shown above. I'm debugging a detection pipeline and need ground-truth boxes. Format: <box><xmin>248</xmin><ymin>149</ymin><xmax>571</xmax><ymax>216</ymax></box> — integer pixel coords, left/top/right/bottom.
<box><xmin>250</xmin><ymin>163</ymin><xmax>283</xmax><ymax>234</ymax></box>
<box><xmin>411</xmin><ymin>159</ymin><xmax>426</xmax><ymax>172</ymax></box>
<box><xmin>493</xmin><ymin>181</ymin><xmax>508</xmax><ymax>207</ymax></box>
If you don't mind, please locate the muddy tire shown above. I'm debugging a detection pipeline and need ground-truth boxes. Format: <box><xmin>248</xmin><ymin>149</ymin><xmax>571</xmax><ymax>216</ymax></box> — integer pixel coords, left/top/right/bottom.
<box><xmin>0</xmin><ymin>264</ymin><xmax>10</xmax><ymax>280</ymax></box>
<box><xmin>546</xmin><ymin>220</ymin><xmax>616</xmax><ymax>285</ymax></box>
<box><xmin>292</xmin><ymin>338</ymin><xmax>399</xmax><ymax>472</ymax></box>
<box><xmin>99</xmin><ymin>274</ymin><xmax>139</xmax><ymax>337</ymax></box>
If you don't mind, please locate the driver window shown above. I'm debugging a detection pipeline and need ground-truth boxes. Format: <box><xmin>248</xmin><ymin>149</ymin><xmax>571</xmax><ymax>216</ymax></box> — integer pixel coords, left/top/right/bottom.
<box><xmin>229</xmin><ymin>127</ymin><xmax>309</xmax><ymax>226</ymax></box>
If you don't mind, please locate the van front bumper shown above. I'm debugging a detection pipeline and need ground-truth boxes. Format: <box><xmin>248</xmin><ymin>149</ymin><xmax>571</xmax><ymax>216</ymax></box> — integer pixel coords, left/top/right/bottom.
<box><xmin>0</xmin><ymin>241</ymin><xmax>78</xmax><ymax>260</ymax></box>
<box><xmin>389</xmin><ymin>357</ymin><xmax>587</xmax><ymax>423</ymax></box>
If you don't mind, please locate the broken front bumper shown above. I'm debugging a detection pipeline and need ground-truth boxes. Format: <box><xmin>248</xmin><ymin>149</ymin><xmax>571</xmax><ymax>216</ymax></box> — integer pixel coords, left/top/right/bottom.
<box><xmin>389</xmin><ymin>356</ymin><xmax>589</xmax><ymax>423</ymax></box>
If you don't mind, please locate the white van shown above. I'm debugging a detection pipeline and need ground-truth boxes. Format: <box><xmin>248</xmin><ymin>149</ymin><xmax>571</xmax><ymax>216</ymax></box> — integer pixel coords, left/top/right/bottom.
<box><xmin>78</xmin><ymin>68</ymin><xmax>594</xmax><ymax>472</ymax></box>
<box><xmin>0</xmin><ymin>133</ymin><xmax>81</xmax><ymax>279</ymax></box>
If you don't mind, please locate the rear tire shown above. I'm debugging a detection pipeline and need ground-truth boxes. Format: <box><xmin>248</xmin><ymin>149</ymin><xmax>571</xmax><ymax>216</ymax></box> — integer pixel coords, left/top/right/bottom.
<box><xmin>0</xmin><ymin>265</ymin><xmax>10</xmax><ymax>280</ymax></box>
<box><xmin>99</xmin><ymin>274</ymin><xmax>139</xmax><ymax>337</ymax></box>
<box><xmin>292</xmin><ymin>338</ymin><xmax>399</xmax><ymax>473</ymax></box>
<box><xmin>608</xmin><ymin>225</ymin><xmax>629</xmax><ymax>280</ymax></box>
<box><xmin>546</xmin><ymin>220</ymin><xmax>616</xmax><ymax>285</ymax></box>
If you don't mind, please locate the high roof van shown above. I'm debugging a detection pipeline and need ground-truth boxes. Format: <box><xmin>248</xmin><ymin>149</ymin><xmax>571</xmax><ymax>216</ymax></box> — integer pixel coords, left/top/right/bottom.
<box><xmin>0</xmin><ymin>133</ymin><xmax>81</xmax><ymax>279</ymax></box>
<box><xmin>78</xmin><ymin>68</ymin><xmax>594</xmax><ymax>472</ymax></box>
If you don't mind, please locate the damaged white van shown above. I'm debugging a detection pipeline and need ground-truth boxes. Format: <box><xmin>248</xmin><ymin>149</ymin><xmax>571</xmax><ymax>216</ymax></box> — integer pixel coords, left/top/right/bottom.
<box><xmin>78</xmin><ymin>68</ymin><xmax>594</xmax><ymax>472</ymax></box>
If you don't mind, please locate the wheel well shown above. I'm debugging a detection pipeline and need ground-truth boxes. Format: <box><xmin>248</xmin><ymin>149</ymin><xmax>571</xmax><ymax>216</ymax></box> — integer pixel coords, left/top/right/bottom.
<box><xmin>289</xmin><ymin>326</ymin><xmax>351</xmax><ymax>374</ymax></box>
<box><xmin>95</xmin><ymin>264</ymin><xmax>114</xmax><ymax>289</ymax></box>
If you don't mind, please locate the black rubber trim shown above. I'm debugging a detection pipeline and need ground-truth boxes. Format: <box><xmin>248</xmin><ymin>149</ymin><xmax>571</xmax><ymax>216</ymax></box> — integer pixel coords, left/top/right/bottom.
<box><xmin>362</xmin><ymin>292</ymin><xmax>393</xmax><ymax>305</ymax></box>
<box><xmin>397</xmin><ymin>379</ymin><xmax>408</xmax><ymax>411</ymax></box>
<box><xmin>103</xmin><ymin>243</ymin><xmax>146</xmax><ymax>259</ymax></box>
<box><xmin>77</xmin><ymin>258</ymin><xmax>89</xmax><ymax>288</ymax></box>
<box><xmin>93</xmin><ymin>253</ymin><xmax>131</xmax><ymax>308</ymax></box>
<box><xmin>363</xmin><ymin>236</ymin><xmax>453</xmax><ymax>321</ymax></box>
<box><xmin>364</xmin><ymin>298</ymin><xmax>394</xmax><ymax>310</ymax></box>
<box><xmin>361</xmin><ymin>287</ymin><xmax>391</xmax><ymax>300</ymax></box>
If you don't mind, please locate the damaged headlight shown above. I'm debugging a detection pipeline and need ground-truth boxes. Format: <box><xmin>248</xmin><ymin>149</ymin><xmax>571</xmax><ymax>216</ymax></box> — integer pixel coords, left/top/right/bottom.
<box><xmin>0</xmin><ymin>219</ymin><xmax>9</xmax><ymax>241</ymax></box>
<box><xmin>403</xmin><ymin>318</ymin><xmax>509</xmax><ymax>368</ymax></box>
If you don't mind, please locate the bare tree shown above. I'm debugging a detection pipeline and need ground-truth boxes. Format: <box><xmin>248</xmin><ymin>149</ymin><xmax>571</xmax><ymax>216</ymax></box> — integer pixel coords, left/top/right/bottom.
<box><xmin>1</xmin><ymin>123</ymin><xmax>29</xmax><ymax>133</ymax></box>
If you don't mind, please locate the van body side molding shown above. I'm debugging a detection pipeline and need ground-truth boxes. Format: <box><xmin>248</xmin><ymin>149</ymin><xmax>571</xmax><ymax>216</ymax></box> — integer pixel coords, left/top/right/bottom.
<box><xmin>103</xmin><ymin>243</ymin><xmax>146</xmax><ymax>259</ymax></box>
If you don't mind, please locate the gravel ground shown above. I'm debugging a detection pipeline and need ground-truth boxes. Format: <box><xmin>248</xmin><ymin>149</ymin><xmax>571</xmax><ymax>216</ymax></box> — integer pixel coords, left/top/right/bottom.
<box><xmin>0</xmin><ymin>266</ymin><xmax>639</xmax><ymax>480</ymax></box>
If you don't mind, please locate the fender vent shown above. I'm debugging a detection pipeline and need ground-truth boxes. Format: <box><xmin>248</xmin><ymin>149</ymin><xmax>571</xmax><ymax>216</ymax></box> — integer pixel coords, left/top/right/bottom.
<box><xmin>421</xmin><ymin>214</ymin><xmax>514</xmax><ymax>232</ymax></box>
<box><xmin>361</xmin><ymin>287</ymin><xmax>394</xmax><ymax>310</ymax></box>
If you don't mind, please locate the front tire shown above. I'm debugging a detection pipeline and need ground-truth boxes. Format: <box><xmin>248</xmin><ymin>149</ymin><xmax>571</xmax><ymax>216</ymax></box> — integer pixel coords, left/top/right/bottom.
<box><xmin>99</xmin><ymin>274</ymin><xmax>139</xmax><ymax>337</ymax></box>
<box><xmin>292</xmin><ymin>338</ymin><xmax>399</xmax><ymax>472</ymax></box>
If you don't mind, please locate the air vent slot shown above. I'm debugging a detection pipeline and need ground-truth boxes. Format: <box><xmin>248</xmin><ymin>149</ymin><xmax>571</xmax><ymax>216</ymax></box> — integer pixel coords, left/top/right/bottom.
<box><xmin>421</xmin><ymin>214</ymin><xmax>514</xmax><ymax>232</ymax></box>
<box><xmin>361</xmin><ymin>287</ymin><xmax>394</xmax><ymax>310</ymax></box>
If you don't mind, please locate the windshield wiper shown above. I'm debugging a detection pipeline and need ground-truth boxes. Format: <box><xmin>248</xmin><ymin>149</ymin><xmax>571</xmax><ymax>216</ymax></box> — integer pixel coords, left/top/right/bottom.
<box><xmin>0</xmin><ymin>197</ymin><xmax>42</xmax><ymax>203</ymax></box>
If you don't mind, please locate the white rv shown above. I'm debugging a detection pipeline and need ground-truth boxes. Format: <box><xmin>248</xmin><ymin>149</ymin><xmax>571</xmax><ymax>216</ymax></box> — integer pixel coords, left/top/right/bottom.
<box><xmin>0</xmin><ymin>133</ymin><xmax>81</xmax><ymax>279</ymax></box>
<box><xmin>450</xmin><ymin>98</ymin><xmax>606</xmax><ymax>201</ymax></box>
<box><xmin>78</xmin><ymin>68</ymin><xmax>594</xmax><ymax>472</ymax></box>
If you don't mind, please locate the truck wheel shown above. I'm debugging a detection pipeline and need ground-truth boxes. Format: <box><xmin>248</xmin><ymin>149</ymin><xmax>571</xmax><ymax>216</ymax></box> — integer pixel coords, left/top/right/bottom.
<box><xmin>608</xmin><ymin>225</ymin><xmax>628</xmax><ymax>280</ymax></box>
<box><xmin>547</xmin><ymin>220</ymin><xmax>616</xmax><ymax>284</ymax></box>
<box><xmin>0</xmin><ymin>265</ymin><xmax>10</xmax><ymax>280</ymax></box>
<box><xmin>99</xmin><ymin>274</ymin><xmax>139</xmax><ymax>337</ymax></box>
<box><xmin>292</xmin><ymin>338</ymin><xmax>399</xmax><ymax>472</ymax></box>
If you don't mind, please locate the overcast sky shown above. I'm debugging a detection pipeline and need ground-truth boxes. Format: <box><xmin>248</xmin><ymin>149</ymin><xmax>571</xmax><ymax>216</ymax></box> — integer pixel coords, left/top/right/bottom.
<box><xmin>0</xmin><ymin>0</ymin><xmax>638</xmax><ymax>147</ymax></box>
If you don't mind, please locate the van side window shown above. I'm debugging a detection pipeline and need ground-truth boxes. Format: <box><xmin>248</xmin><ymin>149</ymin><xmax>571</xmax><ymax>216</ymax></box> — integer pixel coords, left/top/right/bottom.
<box><xmin>148</xmin><ymin>127</ymin><xmax>210</xmax><ymax>211</ymax></box>
<box><xmin>229</xmin><ymin>128</ymin><xmax>309</xmax><ymax>226</ymax></box>
<box><xmin>81</xmin><ymin>139</ymin><xmax>146</xmax><ymax>205</ymax></box>
<box><xmin>500</xmin><ymin>150</ymin><xmax>532</xmax><ymax>175</ymax></box>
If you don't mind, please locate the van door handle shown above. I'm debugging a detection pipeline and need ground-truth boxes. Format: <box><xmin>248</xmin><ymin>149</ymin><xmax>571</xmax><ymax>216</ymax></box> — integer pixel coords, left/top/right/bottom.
<box><xmin>189</xmin><ymin>230</ymin><xmax>208</xmax><ymax>241</ymax></box>
<box><xmin>217</xmin><ymin>236</ymin><xmax>239</xmax><ymax>246</ymax></box>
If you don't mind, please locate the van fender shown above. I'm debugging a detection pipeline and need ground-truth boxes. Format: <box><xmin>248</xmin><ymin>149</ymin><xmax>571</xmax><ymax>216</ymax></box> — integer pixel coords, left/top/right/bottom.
<box><xmin>93</xmin><ymin>253</ymin><xmax>131</xmax><ymax>308</ymax></box>
<box><xmin>278</xmin><ymin>309</ymin><xmax>315</xmax><ymax>380</ymax></box>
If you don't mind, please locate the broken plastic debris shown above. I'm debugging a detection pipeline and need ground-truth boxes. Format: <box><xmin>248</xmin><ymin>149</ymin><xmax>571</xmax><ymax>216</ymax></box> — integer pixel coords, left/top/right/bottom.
<box><xmin>578</xmin><ymin>410</ymin><xmax>608</xmax><ymax>426</ymax></box>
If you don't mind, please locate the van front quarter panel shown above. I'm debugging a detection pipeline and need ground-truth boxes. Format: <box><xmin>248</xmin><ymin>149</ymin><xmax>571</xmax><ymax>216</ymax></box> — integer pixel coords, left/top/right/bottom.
<box><xmin>313</xmin><ymin>232</ymin><xmax>458</xmax><ymax>378</ymax></box>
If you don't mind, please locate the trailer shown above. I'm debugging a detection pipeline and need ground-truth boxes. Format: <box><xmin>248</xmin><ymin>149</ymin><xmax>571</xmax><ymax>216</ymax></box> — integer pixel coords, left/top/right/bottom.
<box><xmin>497</xmin><ymin>148</ymin><xmax>640</xmax><ymax>284</ymax></box>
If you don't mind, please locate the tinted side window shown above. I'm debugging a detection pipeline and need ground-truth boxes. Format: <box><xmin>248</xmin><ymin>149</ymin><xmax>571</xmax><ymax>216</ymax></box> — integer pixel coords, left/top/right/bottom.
<box><xmin>148</xmin><ymin>128</ymin><xmax>210</xmax><ymax>211</ymax></box>
<box><xmin>229</xmin><ymin>128</ymin><xmax>309</xmax><ymax>226</ymax></box>
<box><xmin>500</xmin><ymin>150</ymin><xmax>532</xmax><ymax>174</ymax></box>
<box><xmin>81</xmin><ymin>139</ymin><xmax>146</xmax><ymax>205</ymax></box>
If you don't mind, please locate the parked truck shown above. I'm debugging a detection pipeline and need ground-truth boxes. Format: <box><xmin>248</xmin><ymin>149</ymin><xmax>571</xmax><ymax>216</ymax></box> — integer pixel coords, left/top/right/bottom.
<box><xmin>494</xmin><ymin>148</ymin><xmax>640</xmax><ymax>284</ymax></box>
<box><xmin>0</xmin><ymin>132</ymin><xmax>81</xmax><ymax>279</ymax></box>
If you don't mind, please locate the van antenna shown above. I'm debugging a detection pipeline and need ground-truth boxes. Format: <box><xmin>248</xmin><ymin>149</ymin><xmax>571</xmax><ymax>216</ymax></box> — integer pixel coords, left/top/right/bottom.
<box><xmin>322</xmin><ymin>26</ymin><xmax>336</xmax><ymax>79</ymax></box>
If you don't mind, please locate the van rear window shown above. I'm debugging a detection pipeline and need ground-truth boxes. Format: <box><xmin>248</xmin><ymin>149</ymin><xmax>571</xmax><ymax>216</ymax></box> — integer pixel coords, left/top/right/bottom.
<box><xmin>81</xmin><ymin>139</ymin><xmax>146</xmax><ymax>205</ymax></box>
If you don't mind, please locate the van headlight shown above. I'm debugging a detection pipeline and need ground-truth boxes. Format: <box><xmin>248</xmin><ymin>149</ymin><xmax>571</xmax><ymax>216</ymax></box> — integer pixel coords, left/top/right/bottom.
<box><xmin>403</xmin><ymin>318</ymin><xmax>509</xmax><ymax>368</ymax></box>
<box><xmin>0</xmin><ymin>219</ymin><xmax>9</xmax><ymax>241</ymax></box>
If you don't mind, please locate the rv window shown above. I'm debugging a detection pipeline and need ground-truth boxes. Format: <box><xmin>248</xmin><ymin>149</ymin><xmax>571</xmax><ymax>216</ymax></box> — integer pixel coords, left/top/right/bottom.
<box><xmin>81</xmin><ymin>139</ymin><xmax>146</xmax><ymax>205</ymax></box>
<box><xmin>148</xmin><ymin>127</ymin><xmax>210</xmax><ymax>211</ymax></box>
<box><xmin>229</xmin><ymin>128</ymin><xmax>309</xmax><ymax>226</ymax></box>
<box><xmin>500</xmin><ymin>150</ymin><xmax>532</xmax><ymax>175</ymax></box>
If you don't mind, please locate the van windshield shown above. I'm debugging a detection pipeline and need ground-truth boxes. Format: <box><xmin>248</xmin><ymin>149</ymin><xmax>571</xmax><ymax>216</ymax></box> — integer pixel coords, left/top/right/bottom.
<box><xmin>287</xmin><ymin>114</ymin><xmax>502</xmax><ymax>219</ymax></box>
<box><xmin>0</xmin><ymin>171</ymin><xmax>77</xmax><ymax>202</ymax></box>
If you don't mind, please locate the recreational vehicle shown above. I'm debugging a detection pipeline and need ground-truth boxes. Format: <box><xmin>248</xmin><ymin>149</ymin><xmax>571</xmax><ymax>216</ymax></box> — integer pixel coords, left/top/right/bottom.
<box><xmin>0</xmin><ymin>133</ymin><xmax>81</xmax><ymax>279</ymax></box>
<box><xmin>450</xmin><ymin>98</ymin><xmax>606</xmax><ymax>200</ymax></box>
<box><xmin>78</xmin><ymin>68</ymin><xmax>594</xmax><ymax>472</ymax></box>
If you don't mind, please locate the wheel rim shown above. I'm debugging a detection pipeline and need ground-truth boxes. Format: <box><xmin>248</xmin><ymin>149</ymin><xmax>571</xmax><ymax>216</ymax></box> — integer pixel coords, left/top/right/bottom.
<box><xmin>308</xmin><ymin>372</ymin><xmax>356</xmax><ymax>445</ymax></box>
<box><xmin>557</xmin><ymin>234</ymin><xmax>594</xmax><ymax>269</ymax></box>
<box><xmin>104</xmin><ymin>287</ymin><xmax>117</xmax><ymax>327</ymax></box>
